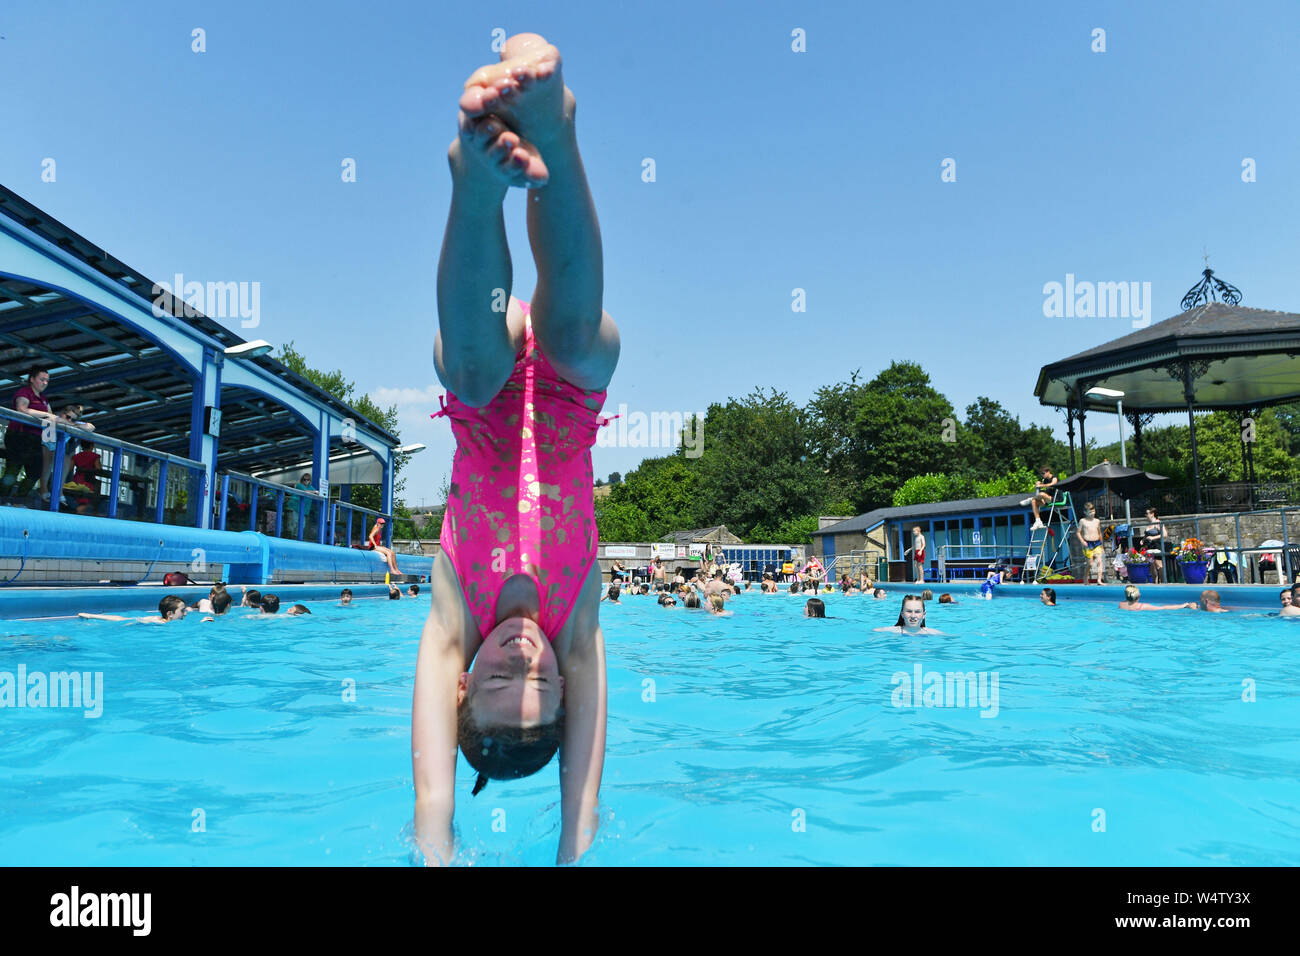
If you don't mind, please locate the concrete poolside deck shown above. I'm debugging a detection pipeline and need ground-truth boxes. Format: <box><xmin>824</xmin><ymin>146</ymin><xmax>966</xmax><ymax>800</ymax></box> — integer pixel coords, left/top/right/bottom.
<box><xmin>875</xmin><ymin>580</ymin><xmax>1287</xmax><ymax>610</ymax></box>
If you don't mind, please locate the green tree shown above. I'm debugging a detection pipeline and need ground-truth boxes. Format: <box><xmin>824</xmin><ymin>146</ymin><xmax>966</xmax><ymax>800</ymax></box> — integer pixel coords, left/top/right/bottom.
<box><xmin>595</xmin><ymin>454</ymin><xmax>703</xmax><ymax>542</ymax></box>
<box><xmin>853</xmin><ymin>362</ymin><xmax>957</xmax><ymax>512</ymax></box>
<box><xmin>690</xmin><ymin>388</ymin><xmax>831</xmax><ymax>538</ymax></box>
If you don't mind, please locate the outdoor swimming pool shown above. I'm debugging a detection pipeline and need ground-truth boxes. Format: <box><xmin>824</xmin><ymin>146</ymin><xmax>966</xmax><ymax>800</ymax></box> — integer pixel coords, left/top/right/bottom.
<box><xmin>2</xmin><ymin>589</ymin><xmax>1297</xmax><ymax>865</ymax></box>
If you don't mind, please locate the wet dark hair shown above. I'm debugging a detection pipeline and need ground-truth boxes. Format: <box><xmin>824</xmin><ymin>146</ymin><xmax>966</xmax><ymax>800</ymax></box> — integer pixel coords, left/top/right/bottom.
<box><xmin>407</xmin><ymin>584</ymin><xmax>420</xmax><ymax>596</ymax></box>
<box><xmin>458</xmin><ymin>694</ymin><xmax>564</xmax><ymax>796</ymax></box>
<box><xmin>872</xmin><ymin>588</ymin><xmax>886</xmax><ymax>598</ymax></box>
<box><xmin>805</xmin><ymin>598</ymin><xmax>826</xmax><ymax>618</ymax></box>
<box><xmin>790</xmin><ymin>581</ymin><xmax>801</xmax><ymax>594</ymax></box>
<box><xmin>1040</xmin><ymin>587</ymin><xmax>1057</xmax><ymax>605</ymax></box>
<box><xmin>920</xmin><ymin>589</ymin><xmax>933</xmax><ymax>601</ymax></box>
<box><xmin>1290</xmin><ymin>583</ymin><xmax>1300</xmax><ymax>601</ymax></box>
<box><xmin>245</xmin><ymin>589</ymin><xmax>262</xmax><ymax>607</ymax></box>
<box><xmin>607</xmin><ymin>584</ymin><xmax>621</xmax><ymax>601</ymax></box>
<box><xmin>388</xmin><ymin>587</ymin><xmax>400</xmax><ymax>600</ymax></box>
<box><xmin>158</xmin><ymin>595</ymin><xmax>186</xmax><ymax>619</ymax></box>
<box><xmin>938</xmin><ymin>593</ymin><xmax>955</xmax><ymax>604</ymax></box>
<box><xmin>340</xmin><ymin>588</ymin><xmax>353</xmax><ymax>599</ymax></box>
<box><xmin>261</xmin><ymin>594</ymin><xmax>281</xmax><ymax>614</ymax></box>
<box><xmin>894</xmin><ymin>594</ymin><xmax>926</xmax><ymax>628</ymax></box>
<box><xmin>211</xmin><ymin>590</ymin><xmax>232</xmax><ymax>614</ymax></box>
<box><xmin>291</xmin><ymin>604</ymin><xmax>311</xmax><ymax>614</ymax></box>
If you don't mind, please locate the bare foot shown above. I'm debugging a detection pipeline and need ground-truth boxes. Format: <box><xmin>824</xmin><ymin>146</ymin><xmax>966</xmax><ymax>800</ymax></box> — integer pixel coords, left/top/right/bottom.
<box><xmin>447</xmin><ymin>110</ymin><xmax>547</xmax><ymax>190</ymax></box>
<box><xmin>459</xmin><ymin>33</ymin><xmax>575</xmax><ymax>178</ymax></box>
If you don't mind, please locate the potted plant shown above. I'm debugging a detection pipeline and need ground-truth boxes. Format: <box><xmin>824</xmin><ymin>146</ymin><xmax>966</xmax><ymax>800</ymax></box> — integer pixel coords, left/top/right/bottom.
<box><xmin>1174</xmin><ymin>537</ymin><xmax>1208</xmax><ymax>584</ymax></box>
<box><xmin>1124</xmin><ymin>548</ymin><xmax>1152</xmax><ymax>584</ymax></box>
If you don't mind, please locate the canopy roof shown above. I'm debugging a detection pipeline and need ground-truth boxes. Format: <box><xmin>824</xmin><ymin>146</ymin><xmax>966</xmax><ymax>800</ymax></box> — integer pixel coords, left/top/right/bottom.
<box><xmin>0</xmin><ymin>184</ymin><xmax>398</xmax><ymax>474</ymax></box>
<box><xmin>1035</xmin><ymin>301</ymin><xmax>1300</xmax><ymax>413</ymax></box>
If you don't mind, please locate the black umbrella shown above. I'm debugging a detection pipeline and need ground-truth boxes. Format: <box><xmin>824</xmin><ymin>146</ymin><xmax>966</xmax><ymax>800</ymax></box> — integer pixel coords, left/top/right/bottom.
<box><xmin>1055</xmin><ymin>462</ymin><xmax>1169</xmax><ymax>519</ymax></box>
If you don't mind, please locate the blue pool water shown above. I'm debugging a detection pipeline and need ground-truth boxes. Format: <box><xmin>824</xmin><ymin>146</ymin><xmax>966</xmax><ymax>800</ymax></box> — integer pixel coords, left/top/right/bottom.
<box><xmin>2</xmin><ymin>590</ymin><xmax>1298</xmax><ymax>865</ymax></box>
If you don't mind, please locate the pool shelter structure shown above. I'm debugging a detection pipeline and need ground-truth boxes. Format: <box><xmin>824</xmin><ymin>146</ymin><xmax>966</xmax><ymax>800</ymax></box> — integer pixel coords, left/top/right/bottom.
<box><xmin>1034</xmin><ymin>268</ymin><xmax>1300</xmax><ymax>511</ymax></box>
<box><xmin>0</xmin><ymin>183</ymin><xmax>430</xmax><ymax>588</ymax></box>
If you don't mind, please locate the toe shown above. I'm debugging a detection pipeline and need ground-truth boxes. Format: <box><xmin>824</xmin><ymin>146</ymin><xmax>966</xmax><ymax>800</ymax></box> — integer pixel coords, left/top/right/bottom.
<box><xmin>501</xmin><ymin>32</ymin><xmax>548</xmax><ymax>61</ymax></box>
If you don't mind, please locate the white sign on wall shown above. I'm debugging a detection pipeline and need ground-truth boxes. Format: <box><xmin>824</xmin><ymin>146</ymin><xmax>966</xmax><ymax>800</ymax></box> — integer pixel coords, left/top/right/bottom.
<box><xmin>650</xmin><ymin>543</ymin><xmax>675</xmax><ymax>560</ymax></box>
<box><xmin>604</xmin><ymin>546</ymin><xmax>638</xmax><ymax>558</ymax></box>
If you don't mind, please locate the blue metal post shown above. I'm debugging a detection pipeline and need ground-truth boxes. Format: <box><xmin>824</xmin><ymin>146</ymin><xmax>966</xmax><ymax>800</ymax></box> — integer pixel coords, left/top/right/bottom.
<box><xmin>219</xmin><ymin>473</ymin><xmax>230</xmax><ymax>530</ymax></box>
<box><xmin>313</xmin><ymin>417</ymin><xmax>329</xmax><ymax>545</ymax></box>
<box><xmin>48</xmin><ymin>431</ymin><xmax>67</xmax><ymax>513</ymax></box>
<box><xmin>189</xmin><ymin>348</ymin><xmax>221</xmax><ymax>530</ymax></box>
<box><xmin>341</xmin><ymin>484</ymin><xmax>352</xmax><ymax>546</ymax></box>
<box><xmin>274</xmin><ymin>489</ymin><xmax>284</xmax><ymax>538</ymax></box>
<box><xmin>108</xmin><ymin>447</ymin><xmax>122</xmax><ymax>518</ymax></box>
<box><xmin>249</xmin><ymin>485</ymin><xmax>259</xmax><ymax>533</ymax></box>
<box><xmin>382</xmin><ymin>450</ymin><xmax>394</xmax><ymax>548</ymax></box>
<box><xmin>154</xmin><ymin>459</ymin><xmax>169</xmax><ymax>524</ymax></box>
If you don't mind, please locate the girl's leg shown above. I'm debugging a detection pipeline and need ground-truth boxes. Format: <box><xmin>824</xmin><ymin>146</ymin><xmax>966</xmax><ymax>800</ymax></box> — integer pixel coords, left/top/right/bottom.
<box><xmin>461</xmin><ymin>34</ymin><xmax>617</xmax><ymax>391</ymax></box>
<box><xmin>435</xmin><ymin>112</ymin><xmax>531</xmax><ymax>408</ymax></box>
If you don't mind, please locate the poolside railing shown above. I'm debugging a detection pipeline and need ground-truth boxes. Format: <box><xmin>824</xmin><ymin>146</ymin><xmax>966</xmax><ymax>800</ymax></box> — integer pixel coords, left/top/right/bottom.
<box><xmin>0</xmin><ymin>406</ymin><xmax>203</xmax><ymax>526</ymax></box>
<box><xmin>935</xmin><ymin>544</ymin><xmax>1034</xmax><ymax>583</ymax></box>
<box><xmin>213</xmin><ymin>471</ymin><xmax>391</xmax><ymax>549</ymax></box>
<box><xmin>216</xmin><ymin>470</ymin><xmax>328</xmax><ymax>543</ymax></box>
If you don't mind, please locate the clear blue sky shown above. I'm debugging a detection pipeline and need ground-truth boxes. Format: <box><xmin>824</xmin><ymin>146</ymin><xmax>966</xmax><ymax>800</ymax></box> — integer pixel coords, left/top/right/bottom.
<box><xmin>3</xmin><ymin>0</ymin><xmax>1297</xmax><ymax>506</ymax></box>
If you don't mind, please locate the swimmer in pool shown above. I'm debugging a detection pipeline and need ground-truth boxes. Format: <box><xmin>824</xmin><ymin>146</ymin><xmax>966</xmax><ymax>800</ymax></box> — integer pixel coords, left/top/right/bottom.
<box><xmin>874</xmin><ymin>594</ymin><xmax>944</xmax><ymax>635</ymax></box>
<box><xmin>413</xmin><ymin>33</ymin><xmax>617</xmax><ymax>867</ymax></box>
<box><xmin>339</xmin><ymin>588</ymin><xmax>354</xmax><ymax>606</ymax></box>
<box><xmin>1117</xmin><ymin>585</ymin><xmax>1196</xmax><ymax>611</ymax></box>
<box><xmin>78</xmin><ymin>595</ymin><xmax>188</xmax><ymax>623</ymax></box>
<box><xmin>1280</xmin><ymin>584</ymin><xmax>1300</xmax><ymax>617</ymax></box>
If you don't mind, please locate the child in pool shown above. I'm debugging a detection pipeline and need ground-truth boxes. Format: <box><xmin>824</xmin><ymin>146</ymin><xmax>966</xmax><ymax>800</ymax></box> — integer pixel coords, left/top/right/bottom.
<box><xmin>874</xmin><ymin>594</ymin><xmax>944</xmax><ymax>635</ymax></box>
<box><xmin>980</xmin><ymin>566</ymin><xmax>1003</xmax><ymax>600</ymax></box>
<box><xmin>412</xmin><ymin>33</ymin><xmax>618</xmax><ymax>867</ymax></box>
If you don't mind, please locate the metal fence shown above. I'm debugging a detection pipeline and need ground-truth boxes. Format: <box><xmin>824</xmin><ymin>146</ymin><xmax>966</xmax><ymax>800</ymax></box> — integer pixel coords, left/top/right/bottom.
<box><xmin>1078</xmin><ymin>481</ymin><xmax>1300</xmax><ymax>519</ymax></box>
<box><xmin>0</xmin><ymin>407</ymin><xmax>203</xmax><ymax>525</ymax></box>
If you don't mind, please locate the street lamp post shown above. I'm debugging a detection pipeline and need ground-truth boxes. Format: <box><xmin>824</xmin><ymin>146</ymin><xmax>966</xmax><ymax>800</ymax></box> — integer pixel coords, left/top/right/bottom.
<box><xmin>1087</xmin><ymin>387</ymin><xmax>1130</xmax><ymax>527</ymax></box>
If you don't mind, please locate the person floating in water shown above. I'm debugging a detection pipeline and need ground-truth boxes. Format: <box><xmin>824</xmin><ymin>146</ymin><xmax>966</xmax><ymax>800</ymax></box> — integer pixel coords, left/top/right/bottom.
<box><xmin>874</xmin><ymin>594</ymin><xmax>944</xmax><ymax>635</ymax></box>
<box><xmin>78</xmin><ymin>595</ymin><xmax>188</xmax><ymax>624</ymax></box>
<box><xmin>412</xmin><ymin>32</ymin><xmax>618</xmax><ymax>867</ymax></box>
<box><xmin>1117</xmin><ymin>585</ymin><xmax>1196</xmax><ymax>611</ymax></box>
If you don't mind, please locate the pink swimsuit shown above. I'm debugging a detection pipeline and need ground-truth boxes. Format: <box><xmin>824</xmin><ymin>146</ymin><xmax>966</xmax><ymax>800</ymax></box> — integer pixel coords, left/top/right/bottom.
<box><xmin>433</xmin><ymin>302</ymin><xmax>610</xmax><ymax>640</ymax></box>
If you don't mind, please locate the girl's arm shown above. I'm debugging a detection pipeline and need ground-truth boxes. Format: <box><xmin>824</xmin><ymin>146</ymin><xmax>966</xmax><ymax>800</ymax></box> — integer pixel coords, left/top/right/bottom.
<box><xmin>411</xmin><ymin>556</ymin><xmax>479</xmax><ymax>866</ymax></box>
<box><xmin>557</xmin><ymin>574</ymin><xmax>607</xmax><ymax>865</ymax></box>
<box><xmin>411</xmin><ymin>608</ymin><xmax>463</xmax><ymax>865</ymax></box>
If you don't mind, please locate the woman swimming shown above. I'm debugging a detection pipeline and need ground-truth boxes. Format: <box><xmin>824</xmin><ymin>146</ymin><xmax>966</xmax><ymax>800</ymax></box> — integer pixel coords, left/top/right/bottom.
<box><xmin>1117</xmin><ymin>584</ymin><xmax>1196</xmax><ymax>611</ymax></box>
<box><xmin>412</xmin><ymin>33</ymin><xmax>618</xmax><ymax>867</ymax></box>
<box><xmin>874</xmin><ymin>594</ymin><xmax>944</xmax><ymax>634</ymax></box>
